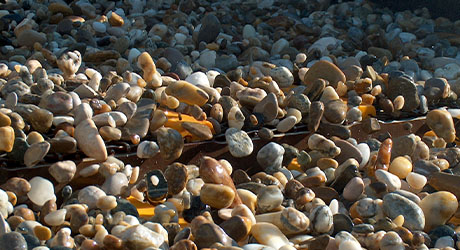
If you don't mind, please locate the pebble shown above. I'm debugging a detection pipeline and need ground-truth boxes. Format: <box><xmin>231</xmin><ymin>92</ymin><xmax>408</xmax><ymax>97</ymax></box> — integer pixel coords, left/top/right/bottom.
<box><xmin>48</xmin><ymin>160</ymin><xmax>76</xmax><ymax>183</ymax></box>
<box><xmin>257</xmin><ymin>142</ymin><xmax>285</xmax><ymax>173</ymax></box>
<box><xmin>225</xmin><ymin>128</ymin><xmax>253</xmax><ymax>158</ymax></box>
<box><xmin>304</xmin><ymin>60</ymin><xmax>346</xmax><ymax>88</ymax></box>
<box><xmin>419</xmin><ymin>191</ymin><xmax>458</xmax><ymax>232</ymax></box>
<box><xmin>382</xmin><ymin>193</ymin><xmax>425</xmax><ymax>231</ymax></box>
<box><xmin>74</xmin><ymin>119</ymin><xmax>107</xmax><ymax>161</ymax></box>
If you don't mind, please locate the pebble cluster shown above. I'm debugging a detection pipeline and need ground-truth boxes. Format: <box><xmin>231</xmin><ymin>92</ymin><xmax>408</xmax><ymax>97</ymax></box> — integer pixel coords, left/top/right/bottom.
<box><xmin>1</xmin><ymin>0</ymin><xmax>460</xmax><ymax>249</ymax></box>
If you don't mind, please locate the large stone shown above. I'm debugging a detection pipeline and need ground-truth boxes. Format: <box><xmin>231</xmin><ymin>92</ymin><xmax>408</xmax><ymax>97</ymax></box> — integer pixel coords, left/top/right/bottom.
<box><xmin>75</xmin><ymin>119</ymin><xmax>107</xmax><ymax>161</ymax></box>
<box><xmin>156</xmin><ymin>128</ymin><xmax>184</xmax><ymax>161</ymax></box>
<box><xmin>303</xmin><ymin>60</ymin><xmax>346</xmax><ymax>88</ymax></box>
<box><xmin>386</xmin><ymin>73</ymin><xmax>420</xmax><ymax>112</ymax></box>
<box><xmin>197</xmin><ymin>14</ymin><xmax>221</xmax><ymax>44</ymax></box>
<box><xmin>382</xmin><ymin>193</ymin><xmax>425</xmax><ymax>231</ymax></box>
<box><xmin>165</xmin><ymin>80</ymin><xmax>209</xmax><ymax>106</ymax></box>
<box><xmin>225</xmin><ymin>128</ymin><xmax>253</xmax><ymax>158</ymax></box>
<box><xmin>419</xmin><ymin>191</ymin><xmax>458</xmax><ymax>232</ymax></box>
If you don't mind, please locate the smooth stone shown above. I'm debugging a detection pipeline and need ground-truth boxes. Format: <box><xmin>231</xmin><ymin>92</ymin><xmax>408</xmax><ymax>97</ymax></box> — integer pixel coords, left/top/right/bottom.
<box><xmin>225</xmin><ymin>128</ymin><xmax>253</xmax><ymax>158</ymax></box>
<box><xmin>389</xmin><ymin>156</ymin><xmax>412</xmax><ymax>179</ymax></box>
<box><xmin>382</xmin><ymin>193</ymin><xmax>425</xmax><ymax>231</ymax></box>
<box><xmin>181</xmin><ymin>122</ymin><xmax>213</xmax><ymax>141</ymax></box>
<box><xmin>193</xmin><ymin>221</ymin><xmax>233</xmax><ymax>249</ymax></box>
<box><xmin>101</xmin><ymin>172</ymin><xmax>129</xmax><ymax>196</ymax></box>
<box><xmin>304</xmin><ymin>60</ymin><xmax>346</xmax><ymax>88</ymax></box>
<box><xmin>426</xmin><ymin>109</ymin><xmax>456</xmax><ymax>143</ymax></box>
<box><xmin>375</xmin><ymin>169</ymin><xmax>401</xmax><ymax>192</ymax></box>
<box><xmin>386</xmin><ymin>74</ymin><xmax>420</xmax><ymax>112</ymax></box>
<box><xmin>48</xmin><ymin>136</ymin><xmax>77</xmax><ymax>154</ymax></box>
<box><xmin>0</xmin><ymin>232</ymin><xmax>27</xmax><ymax>250</ymax></box>
<box><xmin>156</xmin><ymin>128</ymin><xmax>184</xmax><ymax>161</ymax></box>
<box><xmin>200</xmin><ymin>157</ymin><xmax>242</xmax><ymax>207</ymax></box>
<box><xmin>73</xmin><ymin>103</ymin><xmax>93</xmax><ymax>126</ymax></box>
<box><xmin>48</xmin><ymin>160</ymin><xmax>76</xmax><ymax>183</ymax></box>
<box><xmin>136</xmin><ymin>141</ymin><xmax>160</xmax><ymax>159</ymax></box>
<box><xmin>343</xmin><ymin>177</ymin><xmax>364</xmax><ymax>201</ymax></box>
<box><xmin>120</xmin><ymin>225</ymin><xmax>165</xmax><ymax>249</ymax></box>
<box><xmin>380</xmin><ymin>231</ymin><xmax>405</xmax><ymax>250</ymax></box>
<box><xmin>28</xmin><ymin>108</ymin><xmax>53</xmax><ymax>133</ymax></box>
<box><xmin>27</xmin><ymin>177</ymin><xmax>56</xmax><ymax>207</ymax></box>
<box><xmin>92</xmin><ymin>112</ymin><xmax>127</xmax><ymax>127</ymax></box>
<box><xmin>164</xmin><ymin>163</ymin><xmax>188</xmax><ymax>195</ymax></box>
<box><xmin>165</xmin><ymin>80</ymin><xmax>209</xmax><ymax>107</ymax></box>
<box><xmin>220</xmin><ymin>215</ymin><xmax>252</xmax><ymax>242</ymax></box>
<box><xmin>227</xmin><ymin>106</ymin><xmax>245</xmax><ymax>130</ymax></box>
<box><xmin>255</xmin><ymin>207</ymin><xmax>309</xmax><ymax>235</ymax></box>
<box><xmin>197</xmin><ymin>14</ymin><xmax>221</xmax><ymax>44</ymax></box>
<box><xmin>270</xmin><ymin>66</ymin><xmax>294</xmax><ymax>88</ymax></box>
<box><xmin>406</xmin><ymin>172</ymin><xmax>427</xmax><ymax>190</ymax></box>
<box><xmin>393</xmin><ymin>190</ymin><xmax>421</xmax><ymax>204</ymax></box>
<box><xmin>200</xmin><ymin>184</ymin><xmax>235</xmax><ymax>209</ymax></box>
<box><xmin>0</xmin><ymin>126</ymin><xmax>14</xmax><ymax>152</ymax></box>
<box><xmin>39</xmin><ymin>92</ymin><xmax>73</xmax><ymax>115</ymax></box>
<box><xmin>308</xmin><ymin>101</ymin><xmax>324</xmax><ymax>132</ymax></box>
<box><xmin>104</xmin><ymin>83</ymin><xmax>130</xmax><ymax>102</ymax></box>
<box><xmin>23</xmin><ymin>141</ymin><xmax>50</xmax><ymax>167</ymax></box>
<box><xmin>277</xmin><ymin>116</ymin><xmax>297</xmax><ymax>133</ymax></box>
<box><xmin>391</xmin><ymin>134</ymin><xmax>416</xmax><ymax>160</ymax></box>
<box><xmin>0</xmin><ymin>112</ymin><xmax>11</xmax><ymax>127</ymax></box>
<box><xmin>99</xmin><ymin>126</ymin><xmax>122</xmax><ymax>141</ymax></box>
<box><xmin>257</xmin><ymin>142</ymin><xmax>285</xmax><ymax>173</ymax></box>
<box><xmin>185</xmin><ymin>72</ymin><xmax>210</xmax><ymax>88</ymax></box>
<box><xmin>309</xmin><ymin>205</ymin><xmax>333</xmax><ymax>234</ymax></box>
<box><xmin>44</xmin><ymin>209</ymin><xmax>66</xmax><ymax>226</ymax></box>
<box><xmin>324</xmin><ymin>100</ymin><xmax>347</xmax><ymax>124</ymax></box>
<box><xmin>74</xmin><ymin>119</ymin><xmax>107</xmax><ymax>161</ymax></box>
<box><xmin>419</xmin><ymin>191</ymin><xmax>458</xmax><ymax>232</ymax></box>
<box><xmin>414</xmin><ymin>160</ymin><xmax>440</xmax><ymax>177</ymax></box>
<box><xmin>288</xmin><ymin>93</ymin><xmax>310</xmax><ymax>115</ymax></box>
<box><xmin>333</xmin><ymin>138</ymin><xmax>363</xmax><ymax>164</ymax></box>
<box><xmin>78</xmin><ymin>186</ymin><xmax>106</xmax><ymax>209</ymax></box>
<box><xmin>257</xmin><ymin>186</ymin><xmax>283</xmax><ymax>213</ymax></box>
<box><xmin>332</xmin><ymin>214</ymin><xmax>353</xmax><ymax>235</ymax></box>
<box><xmin>251</xmin><ymin>223</ymin><xmax>290</xmax><ymax>249</ymax></box>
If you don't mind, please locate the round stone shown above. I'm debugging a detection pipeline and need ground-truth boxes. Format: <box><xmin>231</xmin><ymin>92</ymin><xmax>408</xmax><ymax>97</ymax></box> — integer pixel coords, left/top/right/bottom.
<box><xmin>200</xmin><ymin>184</ymin><xmax>235</xmax><ymax>209</ymax></box>
<box><xmin>27</xmin><ymin>177</ymin><xmax>56</xmax><ymax>207</ymax></box>
<box><xmin>419</xmin><ymin>191</ymin><xmax>458</xmax><ymax>232</ymax></box>
<box><xmin>225</xmin><ymin>128</ymin><xmax>253</xmax><ymax>158</ymax></box>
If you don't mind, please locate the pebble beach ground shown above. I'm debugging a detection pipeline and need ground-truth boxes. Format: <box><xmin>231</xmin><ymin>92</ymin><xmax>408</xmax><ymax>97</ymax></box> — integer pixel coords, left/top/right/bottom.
<box><xmin>1</xmin><ymin>0</ymin><xmax>460</xmax><ymax>249</ymax></box>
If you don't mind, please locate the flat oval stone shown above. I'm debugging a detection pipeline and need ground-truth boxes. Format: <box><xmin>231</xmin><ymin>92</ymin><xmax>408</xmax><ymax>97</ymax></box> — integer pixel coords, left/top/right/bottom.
<box><xmin>225</xmin><ymin>128</ymin><xmax>253</xmax><ymax>158</ymax></box>
<box><xmin>28</xmin><ymin>108</ymin><xmax>53</xmax><ymax>133</ymax></box>
<box><xmin>253</xmin><ymin>93</ymin><xmax>278</xmax><ymax>122</ymax></box>
<box><xmin>382</xmin><ymin>193</ymin><xmax>425</xmax><ymax>231</ymax></box>
<box><xmin>101</xmin><ymin>172</ymin><xmax>129</xmax><ymax>196</ymax></box>
<box><xmin>333</xmin><ymin>138</ymin><xmax>363</xmax><ymax>164</ymax></box>
<box><xmin>277</xmin><ymin>116</ymin><xmax>297</xmax><ymax>133</ymax></box>
<box><xmin>49</xmin><ymin>160</ymin><xmax>76</xmax><ymax>183</ymax></box>
<box><xmin>0</xmin><ymin>126</ymin><xmax>15</xmax><ymax>152</ymax></box>
<box><xmin>39</xmin><ymin>91</ymin><xmax>73</xmax><ymax>115</ymax></box>
<box><xmin>157</xmin><ymin>128</ymin><xmax>184</xmax><ymax>161</ymax></box>
<box><xmin>343</xmin><ymin>177</ymin><xmax>364</xmax><ymax>201</ymax></box>
<box><xmin>200</xmin><ymin>184</ymin><xmax>235</xmax><ymax>209</ymax></box>
<box><xmin>257</xmin><ymin>186</ymin><xmax>283</xmax><ymax>213</ymax></box>
<box><xmin>164</xmin><ymin>163</ymin><xmax>188</xmax><ymax>195</ymax></box>
<box><xmin>220</xmin><ymin>215</ymin><xmax>252</xmax><ymax>242</ymax></box>
<box><xmin>136</xmin><ymin>141</ymin><xmax>159</xmax><ymax>159</ymax></box>
<box><xmin>24</xmin><ymin>141</ymin><xmax>50</xmax><ymax>167</ymax></box>
<box><xmin>44</xmin><ymin>209</ymin><xmax>66</xmax><ymax>226</ymax></box>
<box><xmin>419</xmin><ymin>191</ymin><xmax>458</xmax><ymax>232</ymax></box>
<box><xmin>27</xmin><ymin>177</ymin><xmax>56</xmax><ymax>207</ymax></box>
<box><xmin>426</xmin><ymin>109</ymin><xmax>455</xmax><ymax>143</ymax></box>
<box><xmin>75</xmin><ymin>119</ymin><xmax>107</xmax><ymax>161</ymax></box>
<box><xmin>375</xmin><ymin>169</ymin><xmax>401</xmax><ymax>192</ymax></box>
<box><xmin>181</xmin><ymin>122</ymin><xmax>213</xmax><ymax>141</ymax></box>
<box><xmin>165</xmin><ymin>80</ymin><xmax>209</xmax><ymax>107</ymax></box>
<box><xmin>251</xmin><ymin>223</ymin><xmax>290</xmax><ymax>249</ymax></box>
<box><xmin>78</xmin><ymin>186</ymin><xmax>106</xmax><ymax>209</ymax></box>
<box><xmin>257</xmin><ymin>142</ymin><xmax>285</xmax><ymax>173</ymax></box>
<box><xmin>324</xmin><ymin>99</ymin><xmax>347</xmax><ymax>124</ymax></box>
<box><xmin>389</xmin><ymin>156</ymin><xmax>412</xmax><ymax>179</ymax></box>
<box><xmin>304</xmin><ymin>60</ymin><xmax>346</xmax><ymax>88</ymax></box>
<box><xmin>309</xmin><ymin>205</ymin><xmax>333</xmax><ymax>234</ymax></box>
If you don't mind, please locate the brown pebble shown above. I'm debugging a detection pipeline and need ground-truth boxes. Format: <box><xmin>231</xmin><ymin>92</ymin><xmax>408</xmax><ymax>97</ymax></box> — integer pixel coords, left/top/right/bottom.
<box><xmin>2</xmin><ymin>177</ymin><xmax>31</xmax><ymax>196</ymax></box>
<box><xmin>171</xmin><ymin>239</ymin><xmax>197</xmax><ymax>250</ymax></box>
<box><xmin>103</xmin><ymin>234</ymin><xmax>123</xmax><ymax>249</ymax></box>
<box><xmin>164</xmin><ymin>163</ymin><xmax>189</xmax><ymax>195</ymax></box>
<box><xmin>7</xmin><ymin>216</ymin><xmax>25</xmax><ymax>230</ymax></box>
<box><xmin>34</xmin><ymin>225</ymin><xmax>52</xmax><ymax>241</ymax></box>
<box><xmin>14</xmin><ymin>207</ymin><xmax>35</xmax><ymax>221</ymax></box>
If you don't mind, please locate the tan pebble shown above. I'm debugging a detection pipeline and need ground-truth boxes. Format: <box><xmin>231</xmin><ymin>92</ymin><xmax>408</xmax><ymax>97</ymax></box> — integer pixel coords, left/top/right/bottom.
<box><xmin>44</xmin><ymin>209</ymin><xmax>67</xmax><ymax>226</ymax></box>
<box><xmin>236</xmin><ymin>189</ymin><xmax>257</xmax><ymax>213</ymax></box>
<box><xmin>103</xmin><ymin>234</ymin><xmax>123</xmax><ymax>249</ymax></box>
<box><xmin>6</xmin><ymin>191</ymin><xmax>16</xmax><ymax>206</ymax></box>
<box><xmin>97</xmin><ymin>195</ymin><xmax>117</xmax><ymax>211</ymax></box>
<box><xmin>426</xmin><ymin>109</ymin><xmax>455</xmax><ymax>143</ymax></box>
<box><xmin>24</xmin><ymin>141</ymin><xmax>50</xmax><ymax>167</ymax></box>
<box><xmin>433</xmin><ymin>137</ymin><xmax>447</xmax><ymax>148</ymax></box>
<box><xmin>49</xmin><ymin>160</ymin><xmax>76</xmax><ymax>183</ymax></box>
<box><xmin>109</xmin><ymin>12</ymin><xmax>124</xmax><ymax>27</ymax></box>
<box><xmin>149</xmin><ymin>110</ymin><xmax>167</xmax><ymax>133</ymax></box>
<box><xmin>99</xmin><ymin>126</ymin><xmax>122</xmax><ymax>141</ymax></box>
<box><xmin>0</xmin><ymin>112</ymin><xmax>11</xmax><ymax>127</ymax></box>
<box><xmin>227</xmin><ymin>106</ymin><xmax>245</xmax><ymax>130</ymax></box>
<box><xmin>317</xmin><ymin>158</ymin><xmax>338</xmax><ymax>170</ymax></box>
<box><xmin>79</xmin><ymin>164</ymin><xmax>100</xmax><ymax>178</ymax></box>
<box><xmin>389</xmin><ymin>156</ymin><xmax>412</xmax><ymax>179</ymax></box>
<box><xmin>79</xmin><ymin>224</ymin><xmax>96</xmax><ymax>237</ymax></box>
<box><xmin>432</xmin><ymin>159</ymin><xmax>449</xmax><ymax>170</ymax></box>
<box><xmin>250</xmin><ymin>222</ymin><xmax>290</xmax><ymax>249</ymax></box>
<box><xmin>277</xmin><ymin>116</ymin><xmax>297</xmax><ymax>133</ymax></box>
<box><xmin>34</xmin><ymin>225</ymin><xmax>52</xmax><ymax>241</ymax></box>
<box><xmin>419</xmin><ymin>191</ymin><xmax>458</xmax><ymax>232</ymax></box>
<box><xmin>26</xmin><ymin>131</ymin><xmax>44</xmax><ymax>145</ymax></box>
<box><xmin>14</xmin><ymin>207</ymin><xmax>34</xmax><ymax>221</ymax></box>
<box><xmin>0</xmin><ymin>126</ymin><xmax>14</xmax><ymax>152</ymax></box>
<box><xmin>75</xmin><ymin>119</ymin><xmax>107</xmax><ymax>161</ymax></box>
<box><xmin>7</xmin><ymin>216</ymin><xmax>24</xmax><ymax>231</ymax></box>
<box><xmin>50</xmin><ymin>227</ymin><xmax>74</xmax><ymax>248</ymax></box>
<box><xmin>393</xmin><ymin>215</ymin><xmax>405</xmax><ymax>227</ymax></box>
<box><xmin>343</xmin><ymin>177</ymin><xmax>364</xmax><ymax>201</ymax></box>
<box><xmin>406</xmin><ymin>172</ymin><xmax>427</xmax><ymax>190</ymax></box>
<box><xmin>394</xmin><ymin>96</ymin><xmax>404</xmax><ymax>110</ymax></box>
<box><xmin>165</xmin><ymin>80</ymin><xmax>209</xmax><ymax>107</ymax></box>
<box><xmin>200</xmin><ymin>184</ymin><xmax>235</xmax><ymax>209</ymax></box>
<box><xmin>304</xmin><ymin>60</ymin><xmax>346</xmax><ymax>88</ymax></box>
